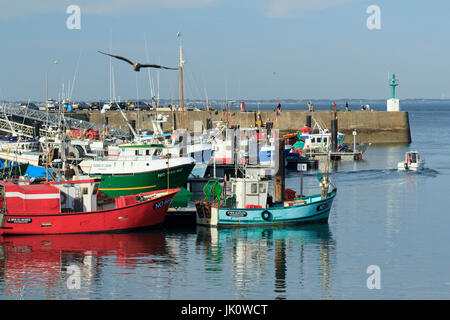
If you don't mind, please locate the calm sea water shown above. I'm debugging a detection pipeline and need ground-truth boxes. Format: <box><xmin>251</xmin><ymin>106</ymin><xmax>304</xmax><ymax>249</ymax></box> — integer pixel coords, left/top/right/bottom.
<box><xmin>1</xmin><ymin>104</ymin><xmax>449</xmax><ymax>300</ymax></box>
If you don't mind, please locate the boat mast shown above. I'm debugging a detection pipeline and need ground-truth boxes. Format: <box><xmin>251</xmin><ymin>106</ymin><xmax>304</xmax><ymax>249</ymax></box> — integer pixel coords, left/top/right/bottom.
<box><xmin>178</xmin><ymin>33</ymin><xmax>185</xmax><ymax>129</ymax></box>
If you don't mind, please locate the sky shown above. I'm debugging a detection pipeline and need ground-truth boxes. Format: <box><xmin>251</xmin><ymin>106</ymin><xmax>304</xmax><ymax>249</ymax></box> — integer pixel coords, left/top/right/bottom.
<box><xmin>0</xmin><ymin>0</ymin><xmax>449</xmax><ymax>101</ymax></box>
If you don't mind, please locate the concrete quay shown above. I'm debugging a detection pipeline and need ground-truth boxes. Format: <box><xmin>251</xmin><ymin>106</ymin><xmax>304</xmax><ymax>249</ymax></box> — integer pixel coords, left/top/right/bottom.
<box><xmin>77</xmin><ymin>109</ymin><xmax>411</xmax><ymax>144</ymax></box>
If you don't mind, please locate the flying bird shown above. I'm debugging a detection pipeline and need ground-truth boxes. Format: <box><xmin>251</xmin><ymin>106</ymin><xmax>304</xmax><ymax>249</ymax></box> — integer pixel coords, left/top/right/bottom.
<box><xmin>98</xmin><ymin>51</ymin><xmax>178</xmax><ymax>72</ymax></box>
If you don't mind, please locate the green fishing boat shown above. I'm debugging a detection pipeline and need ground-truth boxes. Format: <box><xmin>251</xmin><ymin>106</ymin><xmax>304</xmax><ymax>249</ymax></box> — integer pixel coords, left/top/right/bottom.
<box><xmin>0</xmin><ymin>163</ymin><xmax>29</xmax><ymax>179</ymax></box>
<box><xmin>78</xmin><ymin>144</ymin><xmax>195</xmax><ymax>199</ymax></box>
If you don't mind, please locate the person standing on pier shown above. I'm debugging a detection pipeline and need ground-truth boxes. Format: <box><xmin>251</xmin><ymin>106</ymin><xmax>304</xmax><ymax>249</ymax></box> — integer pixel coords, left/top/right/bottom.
<box><xmin>345</xmin><ymin>102</ymin><xmax>349</xmax><ymax>112</ymax></box>
<box><xmin>276</xmin><ymin>102</ymin><xmax>282</xmax><ymax>115</ymax></box>
<box><xmin>333</xmin><ymin>102</ymin><xmax>337</xmax><ymax>112</ymax></box>
<box><xmin>274</xmin><ymin>102</ymin><xmax>282</xmax><ymax>126</ymax></box>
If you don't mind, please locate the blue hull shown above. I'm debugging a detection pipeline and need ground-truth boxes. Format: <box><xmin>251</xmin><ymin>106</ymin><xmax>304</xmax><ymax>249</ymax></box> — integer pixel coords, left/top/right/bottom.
<box><xmin>197</xmin><ymin>189</ymin><xmax>336</xmax><ymax>227</ymax></box>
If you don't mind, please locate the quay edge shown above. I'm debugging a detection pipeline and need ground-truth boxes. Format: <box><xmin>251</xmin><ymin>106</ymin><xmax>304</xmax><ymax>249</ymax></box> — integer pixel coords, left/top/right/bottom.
<box><xmin>74</xmin><ymin>110</ymin><xmax>412</xmax><ymax>145</ymax></box>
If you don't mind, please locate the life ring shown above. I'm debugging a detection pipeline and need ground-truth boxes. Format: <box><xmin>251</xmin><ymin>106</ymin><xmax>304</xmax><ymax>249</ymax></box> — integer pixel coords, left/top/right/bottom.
<box><xmin>261</xmin><ymin>210</ymin><xmax>271</xmax><ymax>221</ymax></box>
<box><xmin>61</xmin><ymin>192</ymin><xmax>67</xmax><ymax>205</ymax></box>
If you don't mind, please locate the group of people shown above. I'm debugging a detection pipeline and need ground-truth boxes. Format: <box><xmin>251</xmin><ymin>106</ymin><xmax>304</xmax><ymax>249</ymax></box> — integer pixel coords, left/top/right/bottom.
<box><xmin>271</xmin><ymin>101</ymin><xmax>351</xmax><ymax>113</ymax></box>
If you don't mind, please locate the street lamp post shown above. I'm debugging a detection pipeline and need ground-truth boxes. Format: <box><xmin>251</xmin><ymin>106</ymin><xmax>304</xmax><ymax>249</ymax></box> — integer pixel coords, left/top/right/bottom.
<box><xmin>46</xmin><ymin>60</ymin><xmax>58</xmax><ymax>105</ymax></box>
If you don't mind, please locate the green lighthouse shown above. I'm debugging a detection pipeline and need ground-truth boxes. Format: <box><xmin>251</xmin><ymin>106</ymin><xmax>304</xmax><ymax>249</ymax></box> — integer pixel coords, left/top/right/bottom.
<box><xmin>387</xmin><ymin>73</ymin><xmax>400</xmax><ymax>112</ymax></box>
<box><xmin>389</xmin><ymin>73</ymin><xmax>399</xmax><ymax>99</ymax></box>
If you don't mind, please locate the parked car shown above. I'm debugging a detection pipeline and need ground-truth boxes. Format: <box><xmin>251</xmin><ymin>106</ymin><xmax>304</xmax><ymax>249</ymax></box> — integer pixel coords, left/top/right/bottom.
<box><xmin>88</xmin><ymin>102</ymin><xmax>101</xmax><ymax>110</ymax></box>
<box><xmin>129</xmin><ymin>101</ymin><xmax>150</xmax><ymax>111</ymax></box>
<box><xmin>20</xmin><ymin>102</ymin><xmax>39</xmax><ymax>110</ymax></box>
<box><xmin>75</xmin><ymin>102</ymin><xmax>90</xmax><ymax>110</ymax></box>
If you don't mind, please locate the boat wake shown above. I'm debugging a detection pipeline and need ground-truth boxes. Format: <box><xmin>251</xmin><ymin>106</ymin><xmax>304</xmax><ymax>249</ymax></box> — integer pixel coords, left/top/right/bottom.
<box><xmin>412</xmin><ymin>168</ymin><xmax>438</xmax><ymax>177</ymax></box>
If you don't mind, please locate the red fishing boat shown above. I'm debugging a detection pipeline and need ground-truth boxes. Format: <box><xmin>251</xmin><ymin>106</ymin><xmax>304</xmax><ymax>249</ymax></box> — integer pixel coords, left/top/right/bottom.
<box><xmin>0</xmin><ymin>177</ymin><xmax>179</xmax><ymax>235</ymax></box>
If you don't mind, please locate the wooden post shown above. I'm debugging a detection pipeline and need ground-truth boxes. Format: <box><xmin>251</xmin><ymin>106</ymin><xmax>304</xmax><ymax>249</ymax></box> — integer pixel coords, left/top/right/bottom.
<box><xmin>274</xmin><ymin>138</ymin><xmax>285</xmax><ymax>203</ymax></box>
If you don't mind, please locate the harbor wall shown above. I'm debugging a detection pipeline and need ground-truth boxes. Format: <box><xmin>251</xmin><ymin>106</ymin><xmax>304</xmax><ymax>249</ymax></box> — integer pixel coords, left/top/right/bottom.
<box><xmin>83</xmin><ymin>110</ymin><xmax>411</xmax><ymax>144</ymax></box>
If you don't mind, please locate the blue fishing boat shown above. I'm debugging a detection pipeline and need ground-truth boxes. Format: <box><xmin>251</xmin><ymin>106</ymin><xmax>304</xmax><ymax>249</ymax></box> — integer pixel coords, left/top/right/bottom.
<box><xmin>195</xmin><ymin>175</ymin><xmax>336</xmax><ymax>227</ymax></box>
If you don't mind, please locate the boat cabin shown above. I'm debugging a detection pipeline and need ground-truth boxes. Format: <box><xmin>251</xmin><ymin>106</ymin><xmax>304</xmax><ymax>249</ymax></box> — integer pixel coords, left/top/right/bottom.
<box><xmin>0</xmin><ymin>181</ymin><xmax>61</xmax><ymax>214</ymax></box>
<box><xmin>229</xmin><ymin>177</ymin><xmax>269</xmax><ymax>209</ymax></box>
<box><xmin>0</xmin><ymin>137</ymin><xmax>40</xmax><ymax>153</ymax></box>
<box><xmin>406</xmin><ymin>151</ymin><xmax>420</xmax><ymax>163</ymax></box>
<box><xmin>45</xmin><ymin>176</ymin><xmax>101</xmax><ymax>213</ymax></box>
<box><xmin>107</xmin><ymin>144</ymin><xmax>164</xmax><ymax>159</ymax></box>
<box><xmin>299</xmin><ymin>131</ymin><xmax>345</xmax><ymax>152</ymax></box>
<box><xmin>0</xmin><ymin>176</ymin><xmax>101</xmax><ymax>215</ymax></box>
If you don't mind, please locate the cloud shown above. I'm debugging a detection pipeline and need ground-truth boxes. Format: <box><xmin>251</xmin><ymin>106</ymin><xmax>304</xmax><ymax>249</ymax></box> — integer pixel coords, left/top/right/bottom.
<box><xmin>0</xmin><ymin>0</ymin><xmax>215</xmax><ymax>20</ymax></box>
<box><xmin>266</xmin><ymin>0</ymin><xmax>357</xmax><ymax>18</ymax></box>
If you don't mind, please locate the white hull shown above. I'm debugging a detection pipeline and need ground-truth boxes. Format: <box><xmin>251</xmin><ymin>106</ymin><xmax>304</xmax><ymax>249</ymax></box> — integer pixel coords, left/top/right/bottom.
<box><xmin>397</xmin><ymin>161</ymin><xmax>424</xmax><ymax>171</ymax></box>
<box><xmin>0</xmin><ymin>151</ymin><xmax>41</xmax><ymax>167</ymax></box>
<box><xmin>79</xmin><ymin>157</ymin><xmax>195</xmax><ymax>175</ymax></box>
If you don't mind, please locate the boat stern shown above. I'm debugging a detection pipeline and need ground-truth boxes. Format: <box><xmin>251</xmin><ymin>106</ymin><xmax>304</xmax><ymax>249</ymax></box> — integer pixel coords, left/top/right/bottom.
<box><xmin>195</xmin><ymin>201</ymin><xmax>219</xmax><ymax>227</ymax></box>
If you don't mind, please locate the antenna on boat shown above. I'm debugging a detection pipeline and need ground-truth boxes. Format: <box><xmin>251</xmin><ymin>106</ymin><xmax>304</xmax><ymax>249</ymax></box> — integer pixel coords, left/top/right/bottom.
<box><xmin>144</xmin><ymin>35</ymin><xmax>156</xmax><ymax>108</ymax></box>
<box><xmin>320</xmin><ymin>135</ymin><xmax>332</xmax><ymax>199</ymax></box>
<box><xmin>114</xmin><ymin>101</ymin><xmax>138</xmax><ymax>140</ymax></box>
<box><xmin>3</xmin><ymin>107</ymin><xmax>17</xmax><ymax>137</ymax></box>
<box><xmin>178</xmin><ymin>32</ymin><xmax>185</xmax><ymax>129</ymax></box>
<box><xmin>69</xmin><ymin>50</ymin><xmax>82</xmax><ymax>102</ymax></box>
<box><xmin>157</xmin><ymin>56</ymin><xmax>161</xmax><ymax>107</ymax></box>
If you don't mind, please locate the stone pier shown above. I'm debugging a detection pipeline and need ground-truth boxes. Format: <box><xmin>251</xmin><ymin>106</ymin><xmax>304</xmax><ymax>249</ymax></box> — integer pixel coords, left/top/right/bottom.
<box><xmin>79</xmin><ymin>110</ymin><xmax>411</xmax><ymax>144</ymax></box>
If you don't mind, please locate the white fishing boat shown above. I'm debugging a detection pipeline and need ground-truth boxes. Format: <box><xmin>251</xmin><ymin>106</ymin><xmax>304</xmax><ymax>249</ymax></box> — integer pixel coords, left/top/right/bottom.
<box><xmin>397</xmin><ymin>151</ymin><xmax>424</xmax><ymax>171</ymax></box>
<box><xmin>0</xmin><ymin>136</ymin><xmax>41</xmax><ymax>167</ymax></box>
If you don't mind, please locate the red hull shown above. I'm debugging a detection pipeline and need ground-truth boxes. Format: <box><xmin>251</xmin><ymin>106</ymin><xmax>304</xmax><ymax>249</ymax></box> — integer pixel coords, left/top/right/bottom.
<box><xmin>0</xmin><ymin>233</ymin><xmax>171</xmax><ymax>290</ymax></box>
<box><xmin>0</xmin><ymin>189</ymin><xmax>179</xmax><ymax>235</ymax></box>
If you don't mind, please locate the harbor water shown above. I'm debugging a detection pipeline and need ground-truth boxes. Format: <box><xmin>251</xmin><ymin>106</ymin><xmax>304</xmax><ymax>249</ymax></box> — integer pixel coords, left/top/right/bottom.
<box><xmin>0</xmin><ymin>104</ymin><xmax>449</xmax><ymax>299</ymax></box>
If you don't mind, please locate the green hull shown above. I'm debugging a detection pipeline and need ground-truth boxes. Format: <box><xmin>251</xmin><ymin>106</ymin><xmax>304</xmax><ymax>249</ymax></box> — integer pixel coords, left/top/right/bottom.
<box><xmin>0</xmin><ymin>164</ymin><xmax>29</xmax><ymax>179</ymax></box>
<box><xmin>97</xmin><ymin>162</ymin><xmax>195</xmax><ymax>198</ymax></box>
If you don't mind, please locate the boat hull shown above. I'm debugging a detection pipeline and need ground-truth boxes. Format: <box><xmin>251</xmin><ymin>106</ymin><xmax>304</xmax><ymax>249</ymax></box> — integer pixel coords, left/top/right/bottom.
<box><xmin>0</xmin><ymin>163</ymin><xmax>29</xmax><ymax>179</ymax></box>
<box><xmin>196</xmin><ymin>189</ymin><xmax>336</xmax><ymax>227</ymax></box>
<box><xmin>95</xmin><ymin>162</ymin><xmax>195</xmax><ymax>198</ymax></box>
<box><xmin>397</xmin><ymin>161</ymin><xmax>424</xmax><ymax>171</ymax></box>
<box><xmin>0</xmin><ymin>190</ymin><xmax>178</xmax><ymax>235</ymax></box>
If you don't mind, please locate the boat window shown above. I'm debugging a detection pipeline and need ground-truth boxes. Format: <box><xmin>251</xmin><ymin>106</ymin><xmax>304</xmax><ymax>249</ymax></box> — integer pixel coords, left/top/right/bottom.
<box><xmin>135</xmin><ymin>150</ymin><xmax>140</xmax><ymax>156</ymax></box>
<box><xmin>248</xmin><ymin>183</ymin><xmax>258</xmax><ymax>194</ymax></box>
<box><xmin>259</xmin><ymin>183</ymin><xmax>266</xmax><ymax>194</ymax></box>
<box><xmin>146</xmin><ymin>150</ymin><xmax>150</xmax><ymax>156</ymax></box>
<box><xmin>317</xmin><ymin>137</ymin><xmax>322</xmax><ymax>143</ymax></box>
<box><xmin>82</xmin><ymin>187</ymin><xmax>89</xmax><ymax>195</ymax></box>
<box><xmin>311</xmin><ymin>138</ymin><xmax>316</xmax><ymax>143</ymax></box>
<box><xmin>154</xmin><ymin>149</ymin><xmax>161</xmax><ymax>156</ymax></box>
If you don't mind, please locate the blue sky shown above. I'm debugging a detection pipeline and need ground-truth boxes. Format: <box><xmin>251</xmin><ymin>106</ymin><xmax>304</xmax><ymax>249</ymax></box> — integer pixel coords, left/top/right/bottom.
<box><xmin>0</xmin><ymin>0</ymin><xmax>449</xmax><ymax>101</ymax></box>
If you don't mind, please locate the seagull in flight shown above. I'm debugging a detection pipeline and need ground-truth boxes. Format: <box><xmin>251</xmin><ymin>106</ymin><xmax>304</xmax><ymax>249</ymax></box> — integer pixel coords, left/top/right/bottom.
<box><xmin>98</xmin><ymin>51</ymin><xmax>178</xmax><ymax>72</ymax></box>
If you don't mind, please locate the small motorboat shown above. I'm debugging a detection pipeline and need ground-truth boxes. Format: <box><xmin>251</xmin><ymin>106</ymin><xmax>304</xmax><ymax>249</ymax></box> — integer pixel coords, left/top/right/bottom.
<box><xmin>398</xmin><ymin>151</ymin><xmax>424</xmax><ymax>171</ymax></box>
<box><xmin>0</xmin><ymin>176</ymin><xmax>179</xmax><ymax>235</ymax></box>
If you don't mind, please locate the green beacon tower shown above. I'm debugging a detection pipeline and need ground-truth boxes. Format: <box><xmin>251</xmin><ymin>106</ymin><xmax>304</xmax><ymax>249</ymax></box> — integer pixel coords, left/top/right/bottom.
<box><xmin>387</xmin><ymin>73</ymin><xmax>400</xmax><ymax>112</ymax></box>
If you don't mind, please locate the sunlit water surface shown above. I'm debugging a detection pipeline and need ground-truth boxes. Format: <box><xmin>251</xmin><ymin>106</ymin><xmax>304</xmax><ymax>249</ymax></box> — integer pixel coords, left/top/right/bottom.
<box><xmin>0</xmin><ymin>105</ymin><xmax>449</xmax><ymax>299</ymax></box>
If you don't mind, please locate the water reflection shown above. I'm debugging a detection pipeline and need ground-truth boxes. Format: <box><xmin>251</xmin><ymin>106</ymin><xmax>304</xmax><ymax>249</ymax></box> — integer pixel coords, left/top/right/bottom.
<box><xmin>0</xmin><ymin>232</ymin><xmax>171</xmax><ymax>299</ymax></box>
<box><xmin>196</xmin><ymin>224</ymin><xmax>335</xmax><ymax>300</ymax></box>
